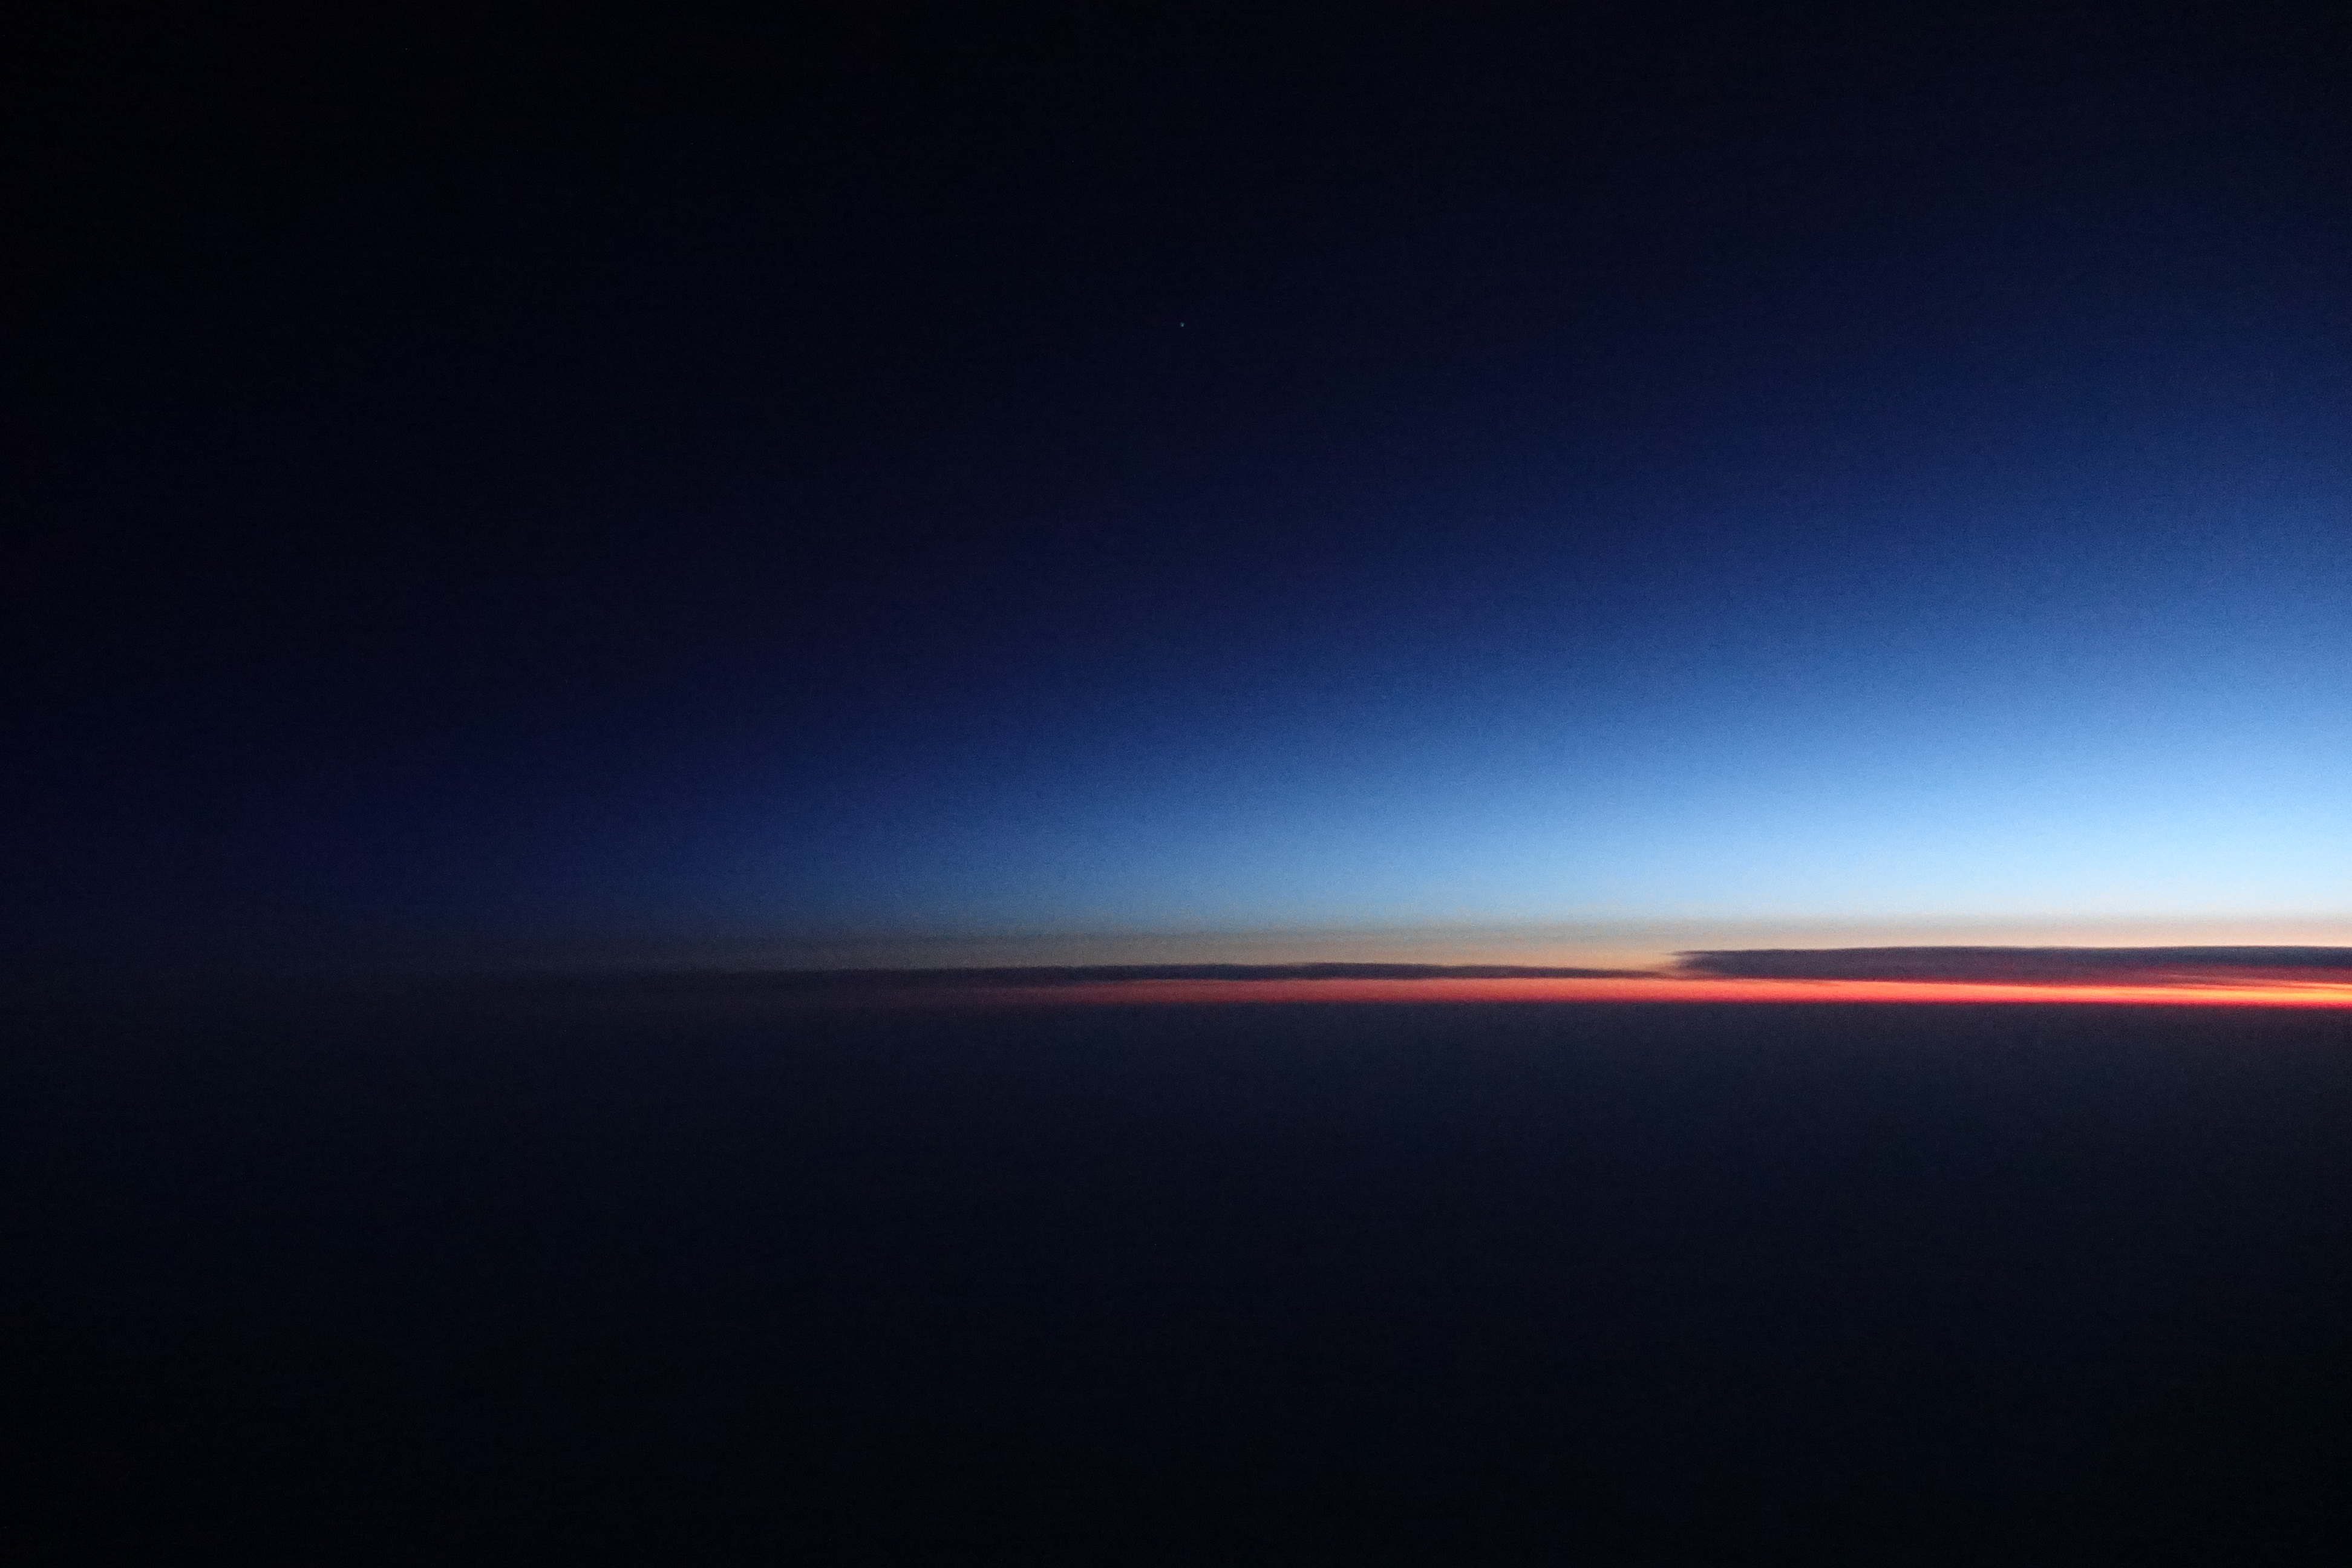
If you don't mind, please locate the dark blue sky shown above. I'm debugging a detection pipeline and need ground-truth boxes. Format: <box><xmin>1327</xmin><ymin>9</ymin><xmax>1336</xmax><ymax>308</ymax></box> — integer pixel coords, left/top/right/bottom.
<box><xmin>11</xmin><ymin>1</ymin><xmax>2347</xmax><ymax>972</ymax></box>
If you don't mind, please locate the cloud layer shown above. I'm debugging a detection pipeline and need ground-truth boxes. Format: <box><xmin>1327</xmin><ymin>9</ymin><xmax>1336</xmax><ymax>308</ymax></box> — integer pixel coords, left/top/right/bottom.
<box><xmin>1674</xmin><ymin>947</ymin><xmax>2352</xmax><ymax>984</ymax></box>
<box><xmin>580</xmin><ymin>962</ymin><xmax>1650</xmax><ymax>996</ymax></box>
<box><xmin>463</xmin><ymin>951</ymin><xmax>2352</xmax><ymax>1009</ymax></box>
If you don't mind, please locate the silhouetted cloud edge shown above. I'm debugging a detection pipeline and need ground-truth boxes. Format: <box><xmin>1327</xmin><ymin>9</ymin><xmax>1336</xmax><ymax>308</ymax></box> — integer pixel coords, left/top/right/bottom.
<box><xmin>1674</xmin><ymin>947</ymin><xmax>2352</xmax><ymax>983</ymax></box>
<box><xmin>388</xmin><ymin>950</ymin><xmax>2352</xmax><ymax>1007</ymax></box>
<box><xmin>577</xmin><ymin>962</ymin><xmax>1655</xmax><ymax>995</ymax></box>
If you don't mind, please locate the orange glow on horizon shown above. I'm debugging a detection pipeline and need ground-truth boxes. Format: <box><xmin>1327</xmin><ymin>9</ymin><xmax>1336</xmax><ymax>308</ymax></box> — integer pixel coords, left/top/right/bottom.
<box><xmin>914</xmin><ymin>976</ymin><xmax>2352</xmax><ymax>1008</ymax></box>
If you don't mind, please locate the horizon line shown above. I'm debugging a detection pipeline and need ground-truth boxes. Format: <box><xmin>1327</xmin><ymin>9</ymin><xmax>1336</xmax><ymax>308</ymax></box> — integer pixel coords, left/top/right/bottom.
<box><xmin>485</xmin><ymin>949</ymin><xmax>2352</xmax><ymax>1009</ymax></box>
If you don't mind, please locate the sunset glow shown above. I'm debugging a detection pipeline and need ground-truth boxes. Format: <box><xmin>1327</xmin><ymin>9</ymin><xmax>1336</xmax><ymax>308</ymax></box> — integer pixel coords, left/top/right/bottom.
<box><xmin>824</xmin><ymin>975</ymin><xmax>2352</xmax><ymax>1009</ymax></box>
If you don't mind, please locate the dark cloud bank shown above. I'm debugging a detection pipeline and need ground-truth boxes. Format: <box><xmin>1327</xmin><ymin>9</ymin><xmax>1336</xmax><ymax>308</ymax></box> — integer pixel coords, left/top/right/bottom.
<box><xmin>481</xmin><ymin>950</ymin><xmax>2352</xmax><ymax>1002</ymax></box>
<box><xmin>563</xmin><ymin>963</ymin><xmax>1648</xmax><ymax>997</ymax></box>
<box><xmin>1674</xmin><ymin>947</ymin><xmax>2352</xmax><ymax>983</ymax></box>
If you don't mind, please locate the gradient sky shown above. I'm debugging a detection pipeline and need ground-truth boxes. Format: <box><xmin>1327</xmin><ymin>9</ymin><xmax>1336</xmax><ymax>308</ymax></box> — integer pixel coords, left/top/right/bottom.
<box><xmin>11</xmin><ymin>2</ymin><xmax>2347</xmax><ymax>975</ymax></box>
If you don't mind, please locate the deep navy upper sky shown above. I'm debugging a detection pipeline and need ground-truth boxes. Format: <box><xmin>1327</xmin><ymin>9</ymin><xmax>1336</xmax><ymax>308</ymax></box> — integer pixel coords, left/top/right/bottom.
<box><xmin>11</xmin><ymin>2</ymin><xmax>2347</xmax><ymax>972</ymax></box>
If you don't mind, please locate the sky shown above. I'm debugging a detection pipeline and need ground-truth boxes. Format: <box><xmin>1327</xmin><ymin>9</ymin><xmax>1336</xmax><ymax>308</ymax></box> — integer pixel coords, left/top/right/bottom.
<box><xmin>10</xmin><ymin>1</ymin><xmax>2347</xmax><ymax>978</ymax></box>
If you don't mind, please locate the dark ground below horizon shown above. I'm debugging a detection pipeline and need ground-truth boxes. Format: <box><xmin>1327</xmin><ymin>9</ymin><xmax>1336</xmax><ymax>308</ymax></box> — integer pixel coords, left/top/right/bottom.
<box><xmin>8</xmin><ymin>999</ymin><xmax>2351</xmax><ymax>1564</ymax></box>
